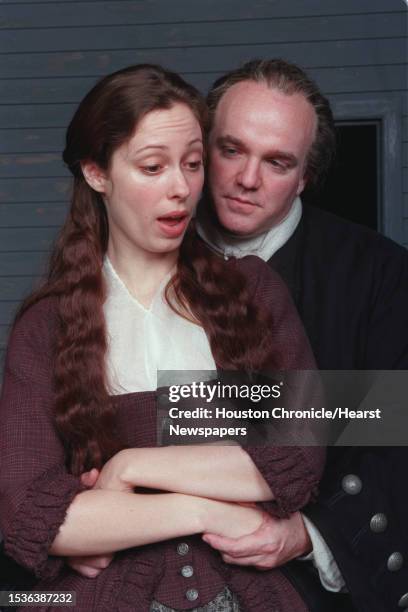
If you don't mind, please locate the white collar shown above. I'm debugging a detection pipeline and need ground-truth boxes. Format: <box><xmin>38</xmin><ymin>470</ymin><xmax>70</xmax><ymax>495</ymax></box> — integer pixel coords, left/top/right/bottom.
<box><xmin>196</xmin><ymin>197</ymin><xmax>302</xmax><ymax>261</ymax></box>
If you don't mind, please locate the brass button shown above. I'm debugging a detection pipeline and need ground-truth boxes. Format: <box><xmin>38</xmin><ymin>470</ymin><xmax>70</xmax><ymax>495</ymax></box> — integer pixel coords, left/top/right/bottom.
<box><xmin>186</xmin><ymin>588</ymin><xmax>199</xmax><ymax>602</ymax></box>
<box><xmin>388</xmin><ymin>552</ymin><xmax>403</xmax><ymax>572</ymax></box>
<box><xmin>181</xmin><ymin>565</ymin><xmax>194</xmax><ymax>578</ymax></box>
<box><xmin>398</xmin><ymin>592</ymin><xmax>408</xmax><ymax>607</ymax></box>
<box><xmin>370</xmin><ymin>513</ymin><xmax>388</xmax><ymax>533</ymax></box>
<box><xmin>177</xmin><ymin>542</ymin><xmax>189</xmax><ymax>556</ymax></box>
<box><xmin>342</xmin><ymin>474</ymin><xmax>362</xmax><ymax>495</ymax></box>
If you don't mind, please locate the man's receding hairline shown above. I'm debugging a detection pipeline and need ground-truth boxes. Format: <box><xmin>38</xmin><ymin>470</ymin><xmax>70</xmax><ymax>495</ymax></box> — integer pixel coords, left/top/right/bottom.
<box><xmin>212</xmin><ymin>78</ymin><xmax>318</xmax><ymax>133</ymax></box>
<box><xmin>214</xmin><ymin>78</ymin><xmax>317</xmax><ymax>114</ymax></box>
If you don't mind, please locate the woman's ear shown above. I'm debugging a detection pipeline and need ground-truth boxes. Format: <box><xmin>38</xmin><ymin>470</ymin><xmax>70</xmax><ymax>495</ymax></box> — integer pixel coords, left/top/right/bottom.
<box><xmin>81</xmin><ymin>160</ymin><xmax>108</xmax><ymax>194</ymax></box>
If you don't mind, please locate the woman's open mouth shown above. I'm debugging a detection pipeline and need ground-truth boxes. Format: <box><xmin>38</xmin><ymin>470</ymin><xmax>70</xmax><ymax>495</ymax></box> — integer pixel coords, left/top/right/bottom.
<box><xmin>157</xmin><ymin>211</ymin><xmax>189</xmax><ymax>238</ymax></box>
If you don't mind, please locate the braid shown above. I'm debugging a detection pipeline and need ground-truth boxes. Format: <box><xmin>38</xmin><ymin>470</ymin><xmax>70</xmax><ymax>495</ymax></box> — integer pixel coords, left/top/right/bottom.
<box><xmin>18</xmin><ymin>179</ymin><xmax>122</xmax><ymax>475</ymax></box>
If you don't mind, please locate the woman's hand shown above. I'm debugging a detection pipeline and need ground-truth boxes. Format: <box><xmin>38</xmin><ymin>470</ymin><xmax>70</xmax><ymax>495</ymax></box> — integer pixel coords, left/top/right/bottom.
<box><xmin>91</xmin><ymin>451</ymin><xmax>134</xmax><ymax>492</ymax></box>
<box><xmin>67</xmin><ymin>553</ymin><xmax>114</xmax><ymax>578</ymax></box>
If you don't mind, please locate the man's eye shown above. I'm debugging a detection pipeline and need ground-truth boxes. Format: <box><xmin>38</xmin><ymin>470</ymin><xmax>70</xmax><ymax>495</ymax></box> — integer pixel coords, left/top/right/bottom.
<box><xmin>268</xmin><ymin>159</ymin><xmax>285</xmax><ymax>170</ymax></box>
<box><xmin>221</xmin><ymin>146</ymin><xmax>238</xmax><ymax>156</ymax></box>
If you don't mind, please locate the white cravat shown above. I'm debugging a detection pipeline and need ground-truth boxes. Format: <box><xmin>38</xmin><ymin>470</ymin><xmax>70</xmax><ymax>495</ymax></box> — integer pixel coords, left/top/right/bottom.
<box><xmin>196</xmin><ymin>197</ymin><xmax>302</xmax><ymax>261</ymax></box>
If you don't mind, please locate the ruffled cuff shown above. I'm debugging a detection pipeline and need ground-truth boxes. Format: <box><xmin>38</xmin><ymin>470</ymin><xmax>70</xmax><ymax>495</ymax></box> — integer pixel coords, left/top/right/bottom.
<box><xmin>300</xmin><ymin>514</ymin><xmax>346</xmax><ymax>592</ymax></box>
<box><xmin>244</xmin><ymin>446</ymin><xmax>321</xmax><ymax>518</ymax></box>
<box><xmin>4</xmin><ymin>465</ymin><xmax>84</xmax><ymax>579</ymax></box>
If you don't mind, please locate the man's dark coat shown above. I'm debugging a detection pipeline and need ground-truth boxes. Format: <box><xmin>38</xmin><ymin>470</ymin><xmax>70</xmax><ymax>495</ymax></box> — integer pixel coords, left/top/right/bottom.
<box><xmin>270</xmin><ymin>204</ymin><xmax>408</xmax><ymax>612</ymax></box>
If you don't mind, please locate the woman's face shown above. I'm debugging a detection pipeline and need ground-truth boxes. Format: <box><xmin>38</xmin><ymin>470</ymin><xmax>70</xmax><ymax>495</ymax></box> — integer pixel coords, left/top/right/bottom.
<box><xmin>84</xmin><ymin>103</ymin><xmax>204</xmax><ymax>259</ymax></box>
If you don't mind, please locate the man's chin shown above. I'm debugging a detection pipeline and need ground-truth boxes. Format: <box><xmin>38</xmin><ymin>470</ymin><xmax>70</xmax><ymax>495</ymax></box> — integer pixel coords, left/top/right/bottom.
<box><xmin>216</xmin><ymin>212</ymin><xmax>262</xmax><ymax>237</ymax></box>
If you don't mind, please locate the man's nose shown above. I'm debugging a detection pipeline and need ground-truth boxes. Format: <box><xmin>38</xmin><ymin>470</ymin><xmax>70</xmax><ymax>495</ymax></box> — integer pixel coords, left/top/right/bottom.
<box><xmin>169</xmin><ymin>168</ymin><xmax>191</xmax><ymax>200</ymax></box>
<box><xmin>236</xmin><ymin>158</ymin><xmax>261</xmax><ymax>190</ymax></box>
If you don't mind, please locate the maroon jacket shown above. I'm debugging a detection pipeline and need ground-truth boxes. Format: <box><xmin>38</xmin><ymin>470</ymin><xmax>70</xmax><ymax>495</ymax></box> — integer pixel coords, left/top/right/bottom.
<box><xmin>0</xmin><ymin>255</ymin><xmax>323</xmax><ymax>611</ymax></box>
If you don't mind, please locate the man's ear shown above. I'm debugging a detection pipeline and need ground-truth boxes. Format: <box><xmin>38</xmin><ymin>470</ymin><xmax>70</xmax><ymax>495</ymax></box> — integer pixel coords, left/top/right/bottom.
<box><xmin>296</xmin><ymin>172</ymin><xmax>308</xmax><ymax>196</ymax></box>
<box><xmin>81</xmin><ymin>160</ymin><xmax>108</xmax><ymax>194</ymax></box>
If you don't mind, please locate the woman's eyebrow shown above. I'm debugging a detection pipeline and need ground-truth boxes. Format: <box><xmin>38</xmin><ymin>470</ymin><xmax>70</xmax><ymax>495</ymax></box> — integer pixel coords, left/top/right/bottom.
<box><xmin>134</xmin><ymin>138</ymin><xmax>203</xmax><ymax>155</ymax></box>
<box><xmin>188</xmin><ymin>138</ymin><xmax>204</xmax><ymax>146</ymax></box>
<box><xmin>133</xmin><ymin>144</ymin><xmax>167</xmax><ymax>154</ymax></box>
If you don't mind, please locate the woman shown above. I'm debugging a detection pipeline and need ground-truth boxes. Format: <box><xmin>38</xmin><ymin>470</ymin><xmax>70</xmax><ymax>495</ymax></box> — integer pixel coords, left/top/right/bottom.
<box><xmin>0</xmin><ymin>65</ymin><xmax>323</xmax><ymax>611</ymax></box>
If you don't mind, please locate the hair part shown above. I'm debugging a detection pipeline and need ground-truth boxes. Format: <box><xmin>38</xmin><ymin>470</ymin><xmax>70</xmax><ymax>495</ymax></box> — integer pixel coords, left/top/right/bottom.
<box><xmin>207</xmin><ymin>58</ymin><xmax>336</xmax><ymax>191</ymax></box>
<box><xmin>63</xmin><ymin>64</ymin><xmax>209</xmax><ymax>178</ymax></box>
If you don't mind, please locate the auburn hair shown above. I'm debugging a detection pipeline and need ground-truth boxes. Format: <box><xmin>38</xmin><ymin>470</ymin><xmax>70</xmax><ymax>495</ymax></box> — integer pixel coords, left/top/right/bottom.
<box><xmin>17</xmin><ymin>64</ymin><xmax>280</xmax><ymax>475</ymax></box>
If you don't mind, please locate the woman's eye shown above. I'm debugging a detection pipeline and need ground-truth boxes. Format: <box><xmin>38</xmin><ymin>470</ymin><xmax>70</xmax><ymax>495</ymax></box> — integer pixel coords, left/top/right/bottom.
<box><xmin>186</xmin><ymin>160</ymin><xmax>203</xmax><ymax>171</ymax></box>
<box><xmin>142</xmin><ymin>164</ymin><xmax>162</xmax><ymax>174</ymax></box>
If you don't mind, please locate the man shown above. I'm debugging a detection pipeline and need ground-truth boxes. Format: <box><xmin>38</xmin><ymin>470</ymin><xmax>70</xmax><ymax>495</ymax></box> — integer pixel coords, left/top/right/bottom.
<box><xmin>196</xmin><ymin>59</ymin><xmax>408</xmax><ymax>612</ymax></box>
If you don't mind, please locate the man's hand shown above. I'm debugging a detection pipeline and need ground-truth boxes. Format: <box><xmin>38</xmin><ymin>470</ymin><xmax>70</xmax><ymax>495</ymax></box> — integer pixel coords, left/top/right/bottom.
<box><xmin>202</xmin><ymin>510</ymin><xmax>312</xmax><ymax>570</ymax></box>
<box><xmin>66</xmin><ymin>469</ymin><xmax>114</xmax><ymax>578</ymax></box>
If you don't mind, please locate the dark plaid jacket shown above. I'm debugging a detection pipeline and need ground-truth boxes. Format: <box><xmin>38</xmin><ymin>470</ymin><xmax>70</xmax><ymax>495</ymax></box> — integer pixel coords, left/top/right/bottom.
<box><xmin>0</xmin><ymin>255</ymin><xmax>322</xmax><ymax>612</ymax></box>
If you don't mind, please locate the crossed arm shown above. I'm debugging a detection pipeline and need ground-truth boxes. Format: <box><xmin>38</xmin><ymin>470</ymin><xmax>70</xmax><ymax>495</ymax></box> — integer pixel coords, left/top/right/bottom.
<box><xmin>63</xmin><ymin>446</ymin><xmax>313</xmax><ymax>577</ymax></box>
<box><xmin>50</xmin><ymin>445</ymin><xmax>272</xmax><ymax>557</ymax></box>
<box><xmin>83</xmin><ymin>445</ymin><xmax>273</xmax><ymax>500</ymax></box>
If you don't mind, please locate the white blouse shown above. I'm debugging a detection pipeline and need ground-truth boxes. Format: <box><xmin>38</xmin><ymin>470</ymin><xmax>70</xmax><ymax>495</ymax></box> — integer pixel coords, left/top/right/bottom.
<box><xmin>103</xmin><ymin>257</ymin><xmax>216</xmax><ymax>394</ymax></box>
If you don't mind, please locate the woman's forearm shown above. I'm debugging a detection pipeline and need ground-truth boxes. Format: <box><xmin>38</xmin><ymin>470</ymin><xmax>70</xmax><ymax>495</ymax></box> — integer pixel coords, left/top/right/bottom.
<box><xmin>49</xmin><ymin>489</ymin><xmax>264</xmax><ymax>557</ymax></box>
<box><xmin>114</xmin><ymin>446</ymin><xmax>273</xmax><ymax>501</ymax></box>
<box><xmin>50</xmin><ymin>490</ymin><xmax>205</xmax><ymax>556</ymax></box>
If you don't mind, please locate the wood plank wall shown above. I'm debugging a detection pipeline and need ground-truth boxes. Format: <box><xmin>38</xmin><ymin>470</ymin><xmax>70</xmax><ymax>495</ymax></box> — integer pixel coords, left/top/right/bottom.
<box><xmin>0</xmin><ymin>0</ymin><xmax>407</xmax><ymax>368</ymax></box>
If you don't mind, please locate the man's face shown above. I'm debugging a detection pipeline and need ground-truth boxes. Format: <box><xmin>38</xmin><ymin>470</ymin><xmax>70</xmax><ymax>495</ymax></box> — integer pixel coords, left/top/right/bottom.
<box><xmin>208</xmin><ymin>81</ymin><xmax>317</xmax><ymax>236</ymax></box>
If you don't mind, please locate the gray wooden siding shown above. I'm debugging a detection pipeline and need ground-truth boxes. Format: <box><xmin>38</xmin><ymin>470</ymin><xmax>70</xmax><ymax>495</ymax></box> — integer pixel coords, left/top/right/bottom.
<box><xmin>0</xmin><ymin>0</ymin><xmax>407</xmax><ymax>368</ymax></box>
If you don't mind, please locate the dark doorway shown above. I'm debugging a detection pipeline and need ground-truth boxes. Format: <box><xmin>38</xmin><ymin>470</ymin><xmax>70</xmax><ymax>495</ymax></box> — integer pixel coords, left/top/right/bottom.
<box><xmin>303</xmin><ymin>122</ymin><xmax>380</xmax><ymax>231</ymax></box>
